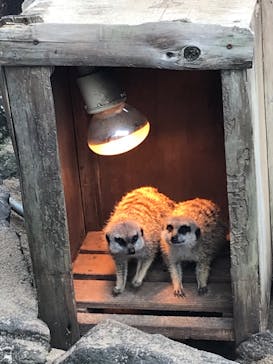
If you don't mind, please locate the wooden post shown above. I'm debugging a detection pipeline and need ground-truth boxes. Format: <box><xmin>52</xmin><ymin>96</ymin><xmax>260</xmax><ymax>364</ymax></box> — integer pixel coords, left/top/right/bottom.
<box><xmin>261</xmin><ymin>0</ymin><xmax>273</xmax><ymax>268</ymax></box>
<box><xmin>250</xmin><ymin>0</ymin><xmax>272</xmax><ymax>331</ymax></box>
<box><xmin>1</xmin><ymin>66</ymin><xmax>80</xmax><ymax>349</ymax></box>
<box><xmin>221</xmin><ymin>68</ymin><xmax>271</xmax><ymax>343</ymax></box>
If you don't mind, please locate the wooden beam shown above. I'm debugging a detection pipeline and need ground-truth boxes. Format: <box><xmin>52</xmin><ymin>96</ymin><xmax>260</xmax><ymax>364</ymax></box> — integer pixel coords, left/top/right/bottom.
<box><xmin>1</xmin><ymin>66</ymin><xmax>80</xmax><ymax>349</ymax></box>
<box><xmin>1</xmin><ymin>0</ymin><xmax>257</xmax><ymax>69</ymax></box>
<box><xmin>21</xmin><ymin>0</ymin><xmax>256</xmax><ymax>27</ymax></box>
<box><xmin>221</xmin><ymin>69</ymin><xmax>262</xmax><ymax>343</ymax></box>
<box><xmin>0</xmin><ymin>20</ymin><xmax>253</xmax><ymax>69</ymax></box>
<box><xmin>78</xmin><ymin>313</ymin><xmax>235</xmax><ymax>341</ymax></box>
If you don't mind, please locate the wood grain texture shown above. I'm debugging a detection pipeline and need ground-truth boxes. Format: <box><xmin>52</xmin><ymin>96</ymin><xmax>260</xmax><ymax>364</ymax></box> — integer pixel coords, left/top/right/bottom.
<box><xmin>249</xmin><ymin>2</ymin><xmax>272</xmax><ymax>331</ymax></box>
<box><xmin>0</xmin><ymin>0</ymin><xmax>255</xmax><ymax>68</ymax></box>
<box><xmin>74</xmin><ymin>280</ymin><xmax>233</xmax><ymax>314</ymax></box>
<box><xmin>51</xmin><ymin>67</ymin><xmax>86</xmax><ymax>261</ymax></box>
<box><xmin>22</xmin><ymin>0</ymin><xmax>256</xmax><ymax>27</ymax></box>
<box><xmin>2</xmin><ymin>66</ymin><xmax>79</xmax><ymax>349</ymax></box>
<box><xmin>73</xmin><ymin>254</ymin><xmax>116</xmax><ymax>278</ymax></box>
<box><xmin>73</xmin><ymin>252</ymin><xmax>231</xmax><ymax>283</ymax></box>
<box><xmin>78</xmin><ymin>313</ymin><xmax>235</xmax><ymax>341</ymax></box>
<box><xmin>260</xmin><ymin>0</ymin><xmax>273</xmax><ymax>322</ymax></box>
<box><xmin>221</xmin><ymin>70</ymin><xmax>261</xmax><ymax>343</ymax></box>
<box><xmin>72</xmin><ymin>69</ymin><xmax>229</xmax><ymax>231</ymax></box>
<box><xmin>69</xmin><ymin>69</ymin><xmax>103</xmax><ymax>231</ymax></box>
<box><xmin>74</xmin><ymin>231</ymin><xmax>231</xmax><ymax>283</ymax></box>
<box><xmin>80</xmin><ymin>231</ymin><xmax>107</xmax><ymax>253</ymax></box>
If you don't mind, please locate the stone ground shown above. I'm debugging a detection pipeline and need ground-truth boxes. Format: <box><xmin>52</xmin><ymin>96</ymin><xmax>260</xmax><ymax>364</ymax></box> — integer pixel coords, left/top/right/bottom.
<box><xmin>0</xmin><ymin>180</ymin><xmax>51</xmax><ymax>363</ymax></box>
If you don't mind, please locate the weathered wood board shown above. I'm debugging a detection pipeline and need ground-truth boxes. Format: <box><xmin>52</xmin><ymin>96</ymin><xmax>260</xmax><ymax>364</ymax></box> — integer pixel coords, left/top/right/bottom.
<box><xmin>73</xmin><ymin>231</ymin><xmax>231</xmax><ymax>283</ymax></box>
<box><xmin>74</xmin><ymin>280</ymin><xmax>233</xmax><ymax>314</ymax></box>
<box><xmin>22</xmin><ymin>0</ymin><xmax>256</xmax><ymax>26</ymax></box>
<box><xmin>78</xmin><ymin>313</ymin><xmax>235</xmax><ymax>341</ymax></box>
<box><xmin>51</xmin><ymin>68</ymin><xmax>86</xmax><ymax>261</ymax></box>
<box><xmin>249</xmin><ymin>1</ymin><xmax>272</xmax><ymax>331</ymax></box>
<box><xmin>221</xmin><ymin>69</ymin><xmax>266</xmax><ymax>343</ymax></box>
<box><xmin>73</xmin><ymin>229</ymin><xmax>233</xmax><ymax>341</ymax></box>
<box><xmin>260</xmin><ymin>0</ymin><xmax>273</xmax><ymax>323</ymax></box>
<box><xmin>1</xmin><ymin>66</ymin><xmax>80</xmax><ymax>349</ymax></box>
<box><xmin>0</xmin><ymin>0</ymin><xmax>256</xmax><ymax>68</ymax></box>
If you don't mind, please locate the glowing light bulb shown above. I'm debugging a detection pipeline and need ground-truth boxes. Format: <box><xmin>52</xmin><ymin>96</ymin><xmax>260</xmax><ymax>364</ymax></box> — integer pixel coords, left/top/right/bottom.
<box><xmin>87</xmin><ymin>102</ymin><xmax>150</xmax><ymax>156</ymax></box>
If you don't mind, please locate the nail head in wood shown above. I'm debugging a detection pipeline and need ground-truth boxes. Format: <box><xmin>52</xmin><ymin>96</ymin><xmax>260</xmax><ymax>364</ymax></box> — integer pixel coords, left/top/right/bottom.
<box><xmin>183</xmin><ymin>46</ymin><xmax>201</xmax><ymax>61</ymax></box>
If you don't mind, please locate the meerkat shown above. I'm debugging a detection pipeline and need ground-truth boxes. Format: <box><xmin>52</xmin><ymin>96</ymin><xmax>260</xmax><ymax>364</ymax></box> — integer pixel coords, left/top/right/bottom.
<box><xmin>160</xmin><ymin>198</ymin><xmax>227</xmax><ymax>297</ymax></box>
<box><xmin>104</xmin><ymin>186</ymin><xmax>175</xmax><ymax>296</ymax></box>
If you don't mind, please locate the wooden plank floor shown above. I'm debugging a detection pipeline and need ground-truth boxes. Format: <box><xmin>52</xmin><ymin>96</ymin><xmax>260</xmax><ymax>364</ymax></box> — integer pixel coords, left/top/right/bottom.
<box><xmin>78</xmin><ymin>313</ymin><xmax>234</xmax><ymax>341</ymax></box>
<box><xmin>74</xmin><ymin>231</ymin><xmax>231</xmax><ymax>283</ymax></box>
<box><xmin>73</xmin><ymin>231</ymin><xmax>234</xmax><ymax>341</ymax></box>
<box><xmin>74</xmin><ymin>280</ymin><xmax>232</xmax><ymax>313</ymax></box>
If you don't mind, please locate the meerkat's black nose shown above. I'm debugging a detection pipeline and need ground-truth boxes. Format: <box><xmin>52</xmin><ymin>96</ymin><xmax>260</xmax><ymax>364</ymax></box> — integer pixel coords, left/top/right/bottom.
<box><xmin>128</xmin><ymin>247</ymin><xmax>135</xmax><ymax>255</ymax></box>
<box><xmin>171</xmin><ymin>235</ymin><xmax>179</xmax><ymax>244</ymax></box>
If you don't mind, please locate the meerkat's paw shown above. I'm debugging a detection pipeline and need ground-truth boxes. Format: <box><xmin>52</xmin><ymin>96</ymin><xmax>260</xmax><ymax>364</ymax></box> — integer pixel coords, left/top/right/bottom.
<box><xmin>131</xmin><ymin>279</ymin><xmax>142</xmax><ymax>288</ymax></box>
<box><xmin>112</xmin><ymin>286</ymin><xmax>124</xmax><ymax>296</ymax></box>
<box><xmin>198</xmin><ymin>286</ymin><xmax>208</xmax><ymax>295</ymax></box>
<box><xmin>173</xmin><ymin>287</ymin><xmax>186</xmax><ymax>297</ymax></box>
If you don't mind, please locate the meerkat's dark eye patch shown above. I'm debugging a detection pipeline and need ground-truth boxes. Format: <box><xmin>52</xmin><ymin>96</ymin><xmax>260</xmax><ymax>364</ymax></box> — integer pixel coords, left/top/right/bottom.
<box><xmin>114</xmin><ymin>237</ymin><xmax>127</xmax><ymax>246</ymax></box>
<box><xmin>178</xmin><ymin>225</ymin><xmax>191</xmax><ymax>235</ymax></box>
<box><xmin>131</xmin><ymin>234</ymin><xmax>138</xmax><ymax>243</ymax></box>
<box><xmin>167</xmin><ymin>224</ymin><xmax>174</xmax><ymax>232</ymax></box>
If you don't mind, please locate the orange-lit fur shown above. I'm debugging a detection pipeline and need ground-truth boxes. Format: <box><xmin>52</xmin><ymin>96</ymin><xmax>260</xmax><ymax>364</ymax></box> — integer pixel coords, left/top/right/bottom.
<box><xmin>105</xmin><ymin>187</ymin><xmax>175</xmax><ymax>295</ymax></box>
<box><xmin>161</xmin><ymin>198</ymin><xmax>227</xmax><ymax>296</ymax></box>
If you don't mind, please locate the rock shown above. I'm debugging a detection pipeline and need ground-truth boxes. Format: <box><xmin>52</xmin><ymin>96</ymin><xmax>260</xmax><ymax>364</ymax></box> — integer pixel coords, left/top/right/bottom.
<box><xmin>0</xmin><ymin>225</ymin><xmax>36</xmax><ymax>320</ymax></box>
<box><xmin>0</xmin><ymin>194</ymin><xmax>51</xmax><ymax>363</ymax></box>
<box><xmin>0</xmin><ymin>105</ymin><xmax>9</xmax><ymax>144</ymax></box>
<box><xmin>0</xmin><ymin>142</ymin><xmax>17</xmax><ymax>179</ymax></box>
<box><xmin>236</xmin><ymin>331</ymin><xmax>273</xmax><ymax>363</ymax></box>
<box><xmin>53</xmin><ymin>319</ymin><xmax>236</xmax><ymax>364</ymax></box>
<box><xmin>0</xmin><ymin>318</ymin><xmax>50</xmax><ymax>364</ymax></box>
<box><xmin>256</xmin><ymin>356</ymin><xmax>273</xmax><ymax>364</ymax></box>
<box><xmin>0</xmin><ymin>103</ymin><xmax>18</xmax><ymax>179</ymax></box>
<box><xmin>0</xmin><ymin>191</ymin><xmax>10</xmax><ymax>225</ymax></box>
<box><xmin>46</xmin><ymin>349</ymin><xmax>66</xmax><ymax>364</ymax></box>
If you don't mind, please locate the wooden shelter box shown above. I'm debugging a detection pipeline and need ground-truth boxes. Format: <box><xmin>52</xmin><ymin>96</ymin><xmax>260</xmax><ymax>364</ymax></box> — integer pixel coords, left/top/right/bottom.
<box><xmin>0</xmin><ymin>0</ymin><xmax>272</xmax><ymax>350</ymax></box>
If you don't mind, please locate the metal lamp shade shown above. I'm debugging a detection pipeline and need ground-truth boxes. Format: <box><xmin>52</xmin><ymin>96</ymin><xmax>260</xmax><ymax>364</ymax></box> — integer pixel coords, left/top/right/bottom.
<box><xmin>77</xmin><ymin>70</ymin><xmax>150</xmax><ymax>156</ymax></box>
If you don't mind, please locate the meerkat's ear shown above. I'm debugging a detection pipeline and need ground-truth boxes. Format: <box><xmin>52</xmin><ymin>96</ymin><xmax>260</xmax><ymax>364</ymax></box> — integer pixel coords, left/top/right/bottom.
<box><xmin>105</xmin><ymin>234</ymin><xmax>110</xmax><ymax>244</ymax></box>
<box><xmin>195</xmin><ymin>227</ymin><xmax>201</xmax><ymax>240</ymax></box>
<box><xmin>140</xmin><ymin>228</ymin><xmax>144</xmax><ymax>236</ymax></box>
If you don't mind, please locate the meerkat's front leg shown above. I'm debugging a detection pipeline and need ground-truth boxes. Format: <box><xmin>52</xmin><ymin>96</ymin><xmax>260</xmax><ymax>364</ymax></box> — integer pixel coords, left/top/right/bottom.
<box><xmin>169</xmin><ymin>261</ymin><xmax>185</xmax><ymax>297</ymax></box>
<box><xmin>113</xmin><ymin>259</ymin><xmax>128</xmax><ymax>296</ymax></box>
<box><xmin>131</xmin><ymin>256</ymin><xmax>154</xmax><ymax>288</ymax></box>
<box><xmin>196</xmin><ymin>260</ymin><xmax>211</xmax><ymax>295</ymax></box>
